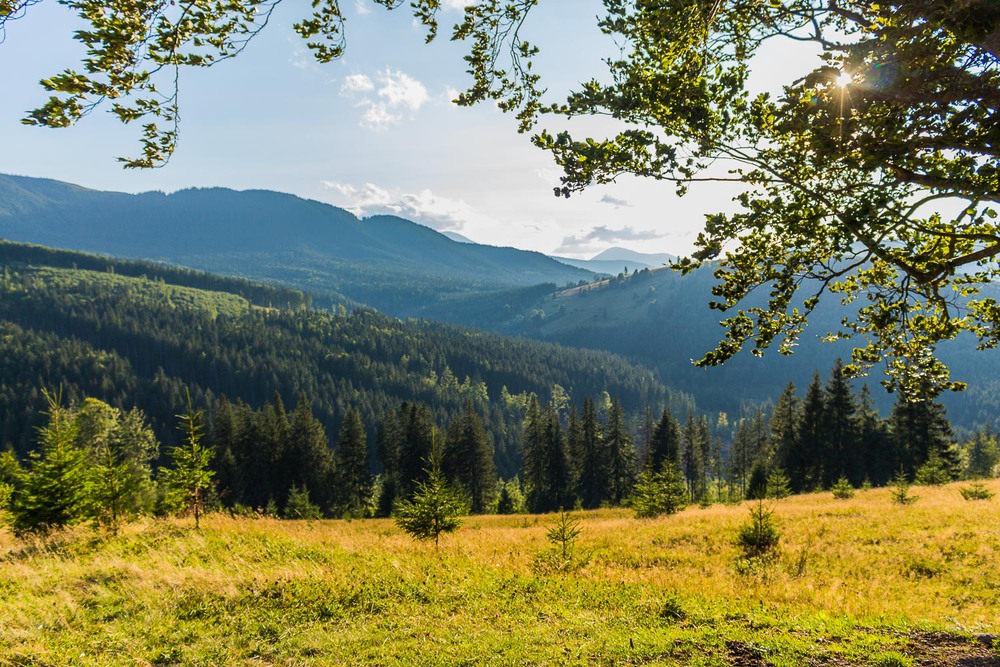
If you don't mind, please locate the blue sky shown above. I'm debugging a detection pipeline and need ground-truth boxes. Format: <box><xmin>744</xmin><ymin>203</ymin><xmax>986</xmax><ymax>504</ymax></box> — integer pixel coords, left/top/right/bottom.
<box><xmin>0</xmin><ymin>1</ymin><xmax>814</xmax><ymax>258</ymax></box>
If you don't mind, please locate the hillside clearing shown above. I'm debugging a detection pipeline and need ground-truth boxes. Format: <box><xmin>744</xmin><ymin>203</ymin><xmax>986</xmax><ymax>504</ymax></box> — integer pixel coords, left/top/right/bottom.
<box><xmin>1</xmin><ymin>481</ymin><xmax>998</xmax><ymax>666</ymax></box>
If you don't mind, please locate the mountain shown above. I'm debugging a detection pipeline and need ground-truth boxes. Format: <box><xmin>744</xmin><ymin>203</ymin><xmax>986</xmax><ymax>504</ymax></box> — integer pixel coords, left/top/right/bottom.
<box><xmin>592</xmin><ymin>247</ymin><xmax>676</xmax><ymax>267</ymax></box>
<box><xmin>418</xmin><ymin>266</ymin><xmax>1000</xmax><ymax>429</ymax></box>
<box><xmin>551</xmin><ymin>247</ymin><xmax>676</xmax><ymax>274</ymax></box>
<box><xmin>442</xmin><ymin>231</ymin><xmax>476</xmax><ymax>244</ymax></box>
<box><xmin>0</xmin><ymin>174</ymin><xmax>594</xmax><ymax>315</ymax></box>
<box><xmin>0</xmin><ymin>241</ymin><xmax>685</xmax><ymax>477</ymax></box>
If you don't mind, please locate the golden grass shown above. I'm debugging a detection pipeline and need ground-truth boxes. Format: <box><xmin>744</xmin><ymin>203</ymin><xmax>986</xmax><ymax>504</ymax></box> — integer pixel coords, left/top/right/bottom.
<box><xmin>0</xmin><ymin>480</ymin><xmax>997</xmax><ymax>665</ymax></box>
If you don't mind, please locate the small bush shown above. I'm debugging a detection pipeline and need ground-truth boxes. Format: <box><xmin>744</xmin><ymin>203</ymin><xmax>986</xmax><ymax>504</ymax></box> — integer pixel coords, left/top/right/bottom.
<box><xmin>394</xmin><ymin>465</ymin><xmax>466</xmax><ymax>550</ymax></box>
<box><xmin>735</xmin><ymin>500</ymin><xmax>780</xmax><ymax>564</ymax></box>
<box><xmin>631</xmin><ymin>463</ymin><xmax>687</xmax><ymax>519</ymax></box>
<box><xmin>890</xmin><ymin>470</ymin><xmax>918</xmax><ymax>505</ymax></box>
<box><xmin>766</xmin><ymin>467</ymin><xmax>792</xmax><ymax>500</ymax></box>
<box><xmin>659</xmin><ymin>594</ymin><xmax>686</xmax><ymax>622</ymax></box>
<box><xmin>831</xmin><ymin>477</ymin><xmax>855</xmax><ymax>500</ymax></box>
<box><xmin>959</xmin><ymin>480</ymin><xmax>995</xmax><ymax>501</ymax></box>
<box><xmin>533</xmin><ymin>511</ymin><xmax>589</xmax><ymax>573</ymax></box>
<box><xmin>914</xmin><ymin>452</ymin><xmax>953</xmax><ymax>486</ymax></box>
<box><xmin>284</xmin><ymin>485</ymin><xmax>322</xmax><ymax>520</ymax></box>
<box><xmin>546</xmin><ymin>511</ymin><xmax>582</xmax><ymax>561</ymax></box>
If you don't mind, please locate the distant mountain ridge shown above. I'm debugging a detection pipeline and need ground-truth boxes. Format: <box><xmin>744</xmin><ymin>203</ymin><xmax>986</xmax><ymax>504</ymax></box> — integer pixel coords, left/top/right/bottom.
<box><xmin>0</xmin><ymin>174</ymin><xmax>594</xmax><ymax>314</ymax></box>
<box><xmin>551</xmin><ymin>246</ymin><xmax>676</xmax><ymax>274</ymax></box>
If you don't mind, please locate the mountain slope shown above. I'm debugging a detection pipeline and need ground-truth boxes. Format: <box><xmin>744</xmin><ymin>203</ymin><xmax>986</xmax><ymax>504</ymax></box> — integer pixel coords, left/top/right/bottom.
<box><xmin>0</xmin><ymin>174</ymin><xmax>594</xmax><ymax>314</ymax></box>
<box><xmin>0</xmin><ymin>242</ymin><xmax>685</xmax><ymax>477</ymax></box>
<box><xmin>418</xmin><ymin>266</ymin><xmax>1000</xmax><ymax>428</ymax></box>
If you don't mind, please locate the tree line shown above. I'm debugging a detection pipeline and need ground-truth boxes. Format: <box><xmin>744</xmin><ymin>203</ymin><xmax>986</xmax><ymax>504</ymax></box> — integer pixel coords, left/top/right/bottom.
<box><xmin>4</xmin><ymin>360</ymin><xmax>997</xmax><ymax>534</ymax></box>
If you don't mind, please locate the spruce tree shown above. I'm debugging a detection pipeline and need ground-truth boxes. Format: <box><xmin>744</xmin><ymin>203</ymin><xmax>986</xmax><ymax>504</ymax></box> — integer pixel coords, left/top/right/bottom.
<box><xmin>398</xmin><ymin>403</ymin><xmax>435</xmax><ymax>500</ymax></box>
<box><xmin>822</xmin><ymin>360</ymin><xmax>860</xmax><ymax>487</ymax></box>
<box><xmin>10</xmin><ymin>391</ymin><xmax>87</xmax><ymax>534</ymax></box>
<box><xmin>286</xmin><ymin>395</ymin><xmax>334</xmax><ymax>512</ymax></box>
<box><xmin>375</xmin><ymin>409</ymin><xmax>403</xmax><ymax>517</ymax></box>
<box><xmin>769</xmin><ymin>383</ymin><xmax>800</xmax><ymax>474</ymax></box>
<box><xmin>78</xmin><ymin>401</ymin><xmax>158</xmax><ymax>530</ymax></box>
<box><xmin>728</xmin><ymin>418</ymin><xmax>753</xmax><ymax>498</ymax></box>
<box><xmin>645</xmin><ymin>409</ymin><xmax>681</xmax><ymax>473</ymax></box>
<box><xmin>631</xmin><ymin>460</ymin><xmax>687</xmax><ymax>518</ymax></box>
<box><xmin>565</xmin><ymin>403</ymin><xmax>584</xmax><ymax>496</ymax></box>
<box><xmin>522</xmin><ymin>398</ymin><xmax>571</xmax><ymax>513</ymax></box>
<box><xmin>681</xmin><ymin>413</ymin><xmax>709</xmax><ymax>502</ymax></box>
<box><xmin>575</xmin><ymin>397</ymin><xmax>606</xmax><ymax>509</ymax></box>
<box><xmin>890</xmin><ymin>393</ymin><xmax>959</xmax><ymax>480</ymax></box>
<box><xmin>394</xmin><ymin>457</ymin><xmax>466</xmax><ymax>550</ymax></box>
<box><xmin>857</xmin><ymin>385</ymin><xmax>894</xmax><ymax>486</ymax></box>
<box><xmin>791</xmin><ymin>372</ymin><xmax>826</xmax><ymax>492</ymax></box>
<box><xmin>442</xmin><ymin>401</ymin><xmax>496</xmax><ymax>514</ymax></box>
<box><xmin>335</xmin><ymin>407</ymin><xmax>371</xmax><ymax>516</ymax></box>
<box><xmin>604</xmin><ymin>396</ymin><xmax>637</xmax><ymax>505</ymax></box>
<box><xmin>964</xmin><ymin>424</ymin><xmax>999</xmax><ymax>479</ymax></box>
<box><xmin>163</xmin><ymin>395</ymin><xmax>215</xmax><ymax>529</ymax></box>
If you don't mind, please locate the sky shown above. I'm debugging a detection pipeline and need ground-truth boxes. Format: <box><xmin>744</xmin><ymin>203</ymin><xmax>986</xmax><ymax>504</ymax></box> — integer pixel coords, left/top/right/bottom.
<box><xmin>0</xmin><ymin>0</ymin><xmax>816</xmax><ymax>259</ymax></box>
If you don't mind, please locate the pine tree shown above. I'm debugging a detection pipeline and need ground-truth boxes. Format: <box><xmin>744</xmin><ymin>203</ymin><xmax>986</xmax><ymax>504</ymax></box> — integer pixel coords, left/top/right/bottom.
<box><xmin>857</xmin><ymin>384</ymin><xmax>894</xmax><ymax>486</ymax></box>
<box><xmin>769</xmin><ymin>382</ymin><xmax>800</xmax><ymax>473</ymax></box>
<box><xmin>335</xmin><ymin>407</ymin><xmax>371</xmax><ymax>516</ymax></box>
<box><xmin>394</xmin><ymin>460</ymin><xmax>466</xmax><ymax>550</ymax></box>
<box><xmin>964</xmin><ymin>424</ymin><xmax>999</xmax><ymax>479</ymax></box>
<box><xmin>79</xmin><ymin>401</ymin><xmax>159</xmax><ymax>531</ymax></box>
<box><xmin>890</xmin><ymin>393</ymin><xmax>960</xmax><ymax>480</ymax></box>
<box><xmin>822</xmin><ymin>360</ymin><xmax>860</xmax><ymax>487</ymax></box>
<box><xmin>398</xmin><ymin>403</ymin><xmax>436</xmax><ymax>500</ymax></box>
<box><xmin>522</xmin><ymin>398</ymin><xmax>571</xmax><ymax>513</ymax></box>
<box><xmin>9</xmin><ymin>391</ymin><xmax>87</xmax><ymax>534</ymax></box>
<box><xmin>791</xmin><ymin>372</ymin><xmax>825</xmax><ymax>492</ymax></box>
<box><xmin>645</xmin><ymin>409</ymin><xmax>681</xmax><ymax>473</ymax></box>
<box><xmin>604</xmin><ymin>396</ymin><xmax>637</xmax><ymax>505</ymax></box>
<box><xmin>163</xmin><ymin>394</ymin><xmax>215</xmax><ymax>529</ymax></box>
<box><xmin>575</xmin><ymin>397</ymin><xmax>606</xmax><ymax>509</ymax></box>
<box><xmin>442</xmin><ymin>400</ymin><xmax>496</xmax><ymax>514</ymax></box>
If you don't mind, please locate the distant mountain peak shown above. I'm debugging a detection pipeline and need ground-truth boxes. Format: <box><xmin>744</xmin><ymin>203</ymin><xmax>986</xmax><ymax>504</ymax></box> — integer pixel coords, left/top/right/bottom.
<box><xmin>590</xmin><ymin>246</ymin><xmax>676</xmax><ymax>266</ymax></box>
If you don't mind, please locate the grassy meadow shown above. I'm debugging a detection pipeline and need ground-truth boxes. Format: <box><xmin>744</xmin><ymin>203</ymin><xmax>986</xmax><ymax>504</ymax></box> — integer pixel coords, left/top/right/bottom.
<box><xmin>1</xmin><ymin>481</ymin><xmax>998</xmax><ymax>666</ymax></box>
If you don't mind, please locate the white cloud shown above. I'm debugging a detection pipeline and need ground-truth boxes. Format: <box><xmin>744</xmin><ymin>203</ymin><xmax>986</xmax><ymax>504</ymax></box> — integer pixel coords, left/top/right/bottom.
<box><xmin>442</xmin><ymin>0</ymin><xmax>475</xmax><ymax>9</ymax></box>
<box><xmin>322</xmin><ymin>181</ymin><xmax>487</xmax><ymax>232</ymax></box>
<box><xmin>340</xmin><ymin>73</ymin><xmax>375</xmax><ymax>94</ymax></box>
<box><xmin>377</xmin><ymin>70</ymin><xmax>429</xmax><ymax>112</ymax></box>
<box><xmin>554</xmin><ymin>225</ymin><xmax>666</xmax><ymax>254</ymax></box>
<box><xmin>354</xmin><ymin>0</ymin><xmax>371</xmax><ymax>15</ymax></box>
<box><xmin>339</xmin><ymin>69</ymin><xmax>430</xmax><ymax>129</ymax></box>
<box><xmin>599</xmin><ymin>194</ymin><xmax>631</xmax><ymax>208</ymax></box>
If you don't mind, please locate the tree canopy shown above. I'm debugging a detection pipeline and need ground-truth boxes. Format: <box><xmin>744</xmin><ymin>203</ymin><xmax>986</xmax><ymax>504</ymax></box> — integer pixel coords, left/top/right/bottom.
<box><xmin>3</xmin><ymin>0</ymin><xmax>998</xmax><ymax>395</ymax></box>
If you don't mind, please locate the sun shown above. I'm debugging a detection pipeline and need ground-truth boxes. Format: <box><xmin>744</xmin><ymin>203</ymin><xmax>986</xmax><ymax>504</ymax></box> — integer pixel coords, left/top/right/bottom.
<box><xmin>837</xmin><ymin>71</ymin><xmax>853</xmax><ymax>87</ymax></box>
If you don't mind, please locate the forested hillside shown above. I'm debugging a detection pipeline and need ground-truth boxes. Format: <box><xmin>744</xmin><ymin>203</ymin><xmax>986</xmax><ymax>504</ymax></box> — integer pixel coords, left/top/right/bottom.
<box><xmin>0</xmin><ymin>243</ymin><xmax>683</xmax><ymax>478</ymax></box>
<box><xmin>420</xmin><ymin>266</ymin><xmax>1000</xmax><ymax>430</ymax></box>
<box><xmin>3</xmin><ymin>175</ymin><xmax>996</xmax><ymax>431</ymax></box>
<box><xmin>0</xmin><ymin>174</ymin><xmax>593</xmax><ymax>313</ymax></box>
